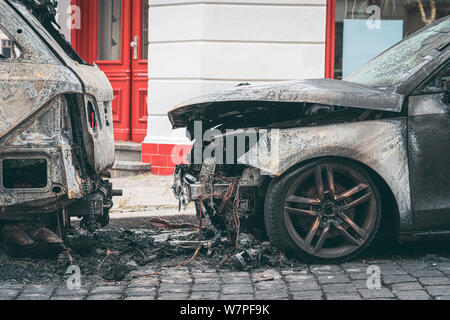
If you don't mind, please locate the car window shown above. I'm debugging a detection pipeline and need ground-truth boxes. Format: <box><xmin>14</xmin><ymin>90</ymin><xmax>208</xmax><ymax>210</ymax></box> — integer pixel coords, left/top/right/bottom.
<box><xmin>409</xmin><ymin>62</ymin><xmax>450</xmax><ymax>117</ymax></box>
<box><xmin>345</xmin><ymin>17</ymin><xmax>450</xmax><ymax>90</ymax></box>
<box><xmin>0</xmin><ymin>27</ymin><xmax>21</xmax><ymax>60</ymax></box>
<box><xmin>417</xmin><ymin>63</ymin><xmax>450</xmax><ymax>94</ymax></box>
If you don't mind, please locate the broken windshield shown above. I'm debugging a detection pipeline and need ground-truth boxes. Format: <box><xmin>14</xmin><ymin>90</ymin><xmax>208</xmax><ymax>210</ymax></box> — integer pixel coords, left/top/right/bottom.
<box><xmin>345</xmin><ymin>17</ymin><xmax>450</xmax><ymax>90</ymax></box>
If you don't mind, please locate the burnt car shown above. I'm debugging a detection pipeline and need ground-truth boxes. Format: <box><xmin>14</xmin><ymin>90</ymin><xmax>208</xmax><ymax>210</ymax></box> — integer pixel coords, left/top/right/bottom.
<box><xmin>171</xmin><ymin>16</ymin><xmax>450</xmax><ymax>263</ymax></box>
<box><xmin>0</xmin><ymin>0</ymin><xmax>119</xmax><ymax>254</ymax></box>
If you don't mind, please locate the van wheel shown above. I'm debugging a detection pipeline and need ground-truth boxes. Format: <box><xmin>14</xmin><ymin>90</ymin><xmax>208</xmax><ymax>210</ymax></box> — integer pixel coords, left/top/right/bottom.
<box><xmin>264</xmin><ymin>159</ymin><xmax>381</xmax><ymax>263</ymax></box>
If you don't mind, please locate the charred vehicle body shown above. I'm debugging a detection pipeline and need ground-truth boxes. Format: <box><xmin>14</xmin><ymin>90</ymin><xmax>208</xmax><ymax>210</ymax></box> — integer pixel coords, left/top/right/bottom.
<box><xmin>0</xmin><ymin>0</ymin><xmax>119</xmax><ymax>255</ymax></box>
<box><xmin>171</xmin><ymin>16</ymin><xmax>450</xmax><ymax>263</ymax></box>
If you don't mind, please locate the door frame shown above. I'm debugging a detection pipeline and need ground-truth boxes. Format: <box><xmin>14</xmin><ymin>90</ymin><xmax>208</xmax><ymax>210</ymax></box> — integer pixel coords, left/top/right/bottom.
<box><xmin>130</xmin><ymin>0</ymin><xmax>149</xmax><ymax>142</ymax></box>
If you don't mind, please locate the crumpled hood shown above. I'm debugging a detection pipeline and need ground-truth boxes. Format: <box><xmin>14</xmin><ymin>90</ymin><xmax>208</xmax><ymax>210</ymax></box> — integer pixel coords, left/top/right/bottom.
<box><xmin>169</xmin><ymin>78</ymin><xmax>404</xmax><ymax>129</ymax></box>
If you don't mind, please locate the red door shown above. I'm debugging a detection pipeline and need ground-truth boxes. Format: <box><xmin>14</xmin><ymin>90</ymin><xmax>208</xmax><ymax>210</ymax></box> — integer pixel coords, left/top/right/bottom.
<box><xmin>71</xmin><ymin>0</ymin><xmax>148</xmax><ymax>142</ymax></box>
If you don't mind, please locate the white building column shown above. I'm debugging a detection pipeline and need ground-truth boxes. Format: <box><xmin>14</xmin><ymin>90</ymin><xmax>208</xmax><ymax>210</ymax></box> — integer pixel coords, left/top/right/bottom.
<box><xmin>144</xmin><ymin>0</ymin><xmax>328</xmax><ymax>174</ymax></box>
<box><xmin>56</xmin><ymin>0</ymin><xmax>73</xmax><ymax>42</ymax></box>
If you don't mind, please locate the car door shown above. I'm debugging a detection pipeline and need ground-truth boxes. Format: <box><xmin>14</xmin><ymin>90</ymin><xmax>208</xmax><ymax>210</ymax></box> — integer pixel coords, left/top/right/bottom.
<box><xmin>408</xmin><ymin>61</ymin><xmax>450</xmax><ymax>231</ymax></box>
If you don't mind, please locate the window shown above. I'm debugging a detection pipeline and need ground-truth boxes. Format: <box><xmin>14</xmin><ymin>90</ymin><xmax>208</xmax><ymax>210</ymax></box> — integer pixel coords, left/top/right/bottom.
<box><xmin>333</xmin><ymin>0</ymin><xmax>450</xmax><ymax>80</ymax></box>
<box><xmin>142</xmin><ymin>0</ymin><xmax>149</xmax><ymax>60</ymax></box>
<box><xmin>409</xmin><ymin>62</ymin><xmax>450</xmax><ymax>116</ymax></box>
<box><xmin>417</xmin><ymin>62</ymin><xmax>450</xmax><ymax>94</ymax></box>
<box><xmin>97</xmin><ymin>0</ymin><xmax>122</xmax><ymax>61</ymax></box>
<box><xmin>345</xmin><ymin>19</ymin><xmax>450</xmax><ymax>88</ymax></box>
<box><xmin>0</xmin><ymin>28</ymin><xmax>21</xmax><ymax>60</ymax></box>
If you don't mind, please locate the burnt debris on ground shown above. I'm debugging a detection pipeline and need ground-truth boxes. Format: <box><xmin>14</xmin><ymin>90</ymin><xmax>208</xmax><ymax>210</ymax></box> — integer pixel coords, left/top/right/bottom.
<box><xmin>0</xmin><ymin>217</ymin><xmax>290</xmax><ymax>285</ymax></box>
<box><xmin>2</xmin><ymin>216</ymin><xmax>450</xmax><ymax>286</ymax></box>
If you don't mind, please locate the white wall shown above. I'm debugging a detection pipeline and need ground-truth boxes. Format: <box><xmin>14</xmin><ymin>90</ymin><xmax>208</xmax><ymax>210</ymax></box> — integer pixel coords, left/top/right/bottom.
<box><xmin>145</xmin><ymin>0</ymin><xmax>327</xmax><ymax>145</ymax></box>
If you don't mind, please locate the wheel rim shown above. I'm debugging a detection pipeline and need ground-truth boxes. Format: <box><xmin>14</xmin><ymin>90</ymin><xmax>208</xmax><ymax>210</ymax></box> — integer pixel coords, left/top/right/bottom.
<box><xmin>283</xmin><ymin>163</ymin><xmax>378</xmax><ymax>259</ymax></box>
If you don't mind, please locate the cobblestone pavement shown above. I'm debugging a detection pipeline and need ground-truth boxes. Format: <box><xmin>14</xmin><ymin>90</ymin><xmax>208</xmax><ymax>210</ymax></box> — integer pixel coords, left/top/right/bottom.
<box><xmin>2</xmin><ymin>259</ymin><xmax>450</xmax><ymax>300</ymax></box>
<box><xmin>2</xmin><ymin>175</ymin><xmax>450</xmax><ymax>300</ymax></box>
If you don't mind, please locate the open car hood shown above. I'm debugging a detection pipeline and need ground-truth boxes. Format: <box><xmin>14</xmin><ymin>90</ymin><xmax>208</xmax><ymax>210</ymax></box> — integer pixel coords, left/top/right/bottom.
<box><xmin>169</xmin><ymin>79</ymin><xmax>405</xmax><ymax>129</ymax></box>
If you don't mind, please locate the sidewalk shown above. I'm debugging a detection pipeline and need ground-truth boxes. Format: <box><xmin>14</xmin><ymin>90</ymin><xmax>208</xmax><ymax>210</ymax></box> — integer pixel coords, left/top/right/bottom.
<box><xmin>109</xmin><ymin>173</ymin><xmax>196</xmax><ymax>220</ymax></box>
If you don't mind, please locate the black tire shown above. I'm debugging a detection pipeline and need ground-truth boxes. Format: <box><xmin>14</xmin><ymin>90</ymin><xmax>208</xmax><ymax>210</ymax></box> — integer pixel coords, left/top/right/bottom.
<box><xmin>264</xmin><ymin>158</ymin><xmax>381</xmax><ymax>264</ymax></box>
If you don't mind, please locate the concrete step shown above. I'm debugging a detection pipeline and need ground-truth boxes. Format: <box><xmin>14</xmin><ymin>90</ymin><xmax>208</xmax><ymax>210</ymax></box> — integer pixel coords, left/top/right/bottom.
<box><xmin>115</xmin><ymin>141</ymin><xmax>142</xmax><ymax>162</ymax></box>
<box><xmin>110</xmin><ymin>160</ymin><xmax>151</xmax><ymax>178</ymax></box>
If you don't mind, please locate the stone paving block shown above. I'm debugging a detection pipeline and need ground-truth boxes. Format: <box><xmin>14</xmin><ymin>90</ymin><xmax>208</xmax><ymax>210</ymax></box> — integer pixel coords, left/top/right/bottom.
<box><xmin>322</xmin><ymin>283</ymin><xmax>357</xmax><ymax>293</ymax></box>
<box><xmin>251</xmin><ymin>270</ymin><xmax>282</xmax><ymax>282</ymax></box>
<box><xmin>376</xmin><ymin>264</ymin><xmax>407</xmax><ymax>276</ymax></box>
<box><xmin>159</xmin><ymin>284</ymin><xmax>191</xmax><ymax>293</ymax></box>
<box><xmin>222</xmin><ymin>284</ymin><xmax>253</xmax><ymax>295</ymax></box>
<box><xmin>436</xmin><ymin>263</ymin><xmax>450</xmax><ymax>276</ymax></box>
<box><xmin>353</xmin><ymin>280</ymin><xmax>370</xmax><ymax>289</ymax></box>
<box><xmin>52</xmin><ymin>296</ymin><xmax>85</xmax><ymax>300</ymax></box>
<box><xmin>326</xmin><ymin>293</ymin><xmax>362</xmax><ymax>300</ymax></box>
<box><xmin>22</xmin><ymin>285</ymin><xmax>55</xmax><ymax>295</ymax></box>
<box><xmin>382</xmin><ymin>275</ymin><xmax>416</xmax><ymax>284</ymax></box>
<box><xmin>254</xmin><ymin>292</ymin><xmax>289</xmax><ymax>300</ymax></box>
<box><xmin>310</xmin><ymin>265</ymin><xmax>342</xmax><ymax>275</ymax></box>
<box><xmin>290</xmin><ymin>290</ymin><xmax>323</xmax><ymax>300</ymax></box>
<box><xmin>194</xmin><ymin>278</ymin><xmax>221</xmax><ymax>285</ymax></box>
<box><xmin>220</xmin><ymin>274</ymin><xmax>251</xmax><ymax>284</ymax></box>
<box><xmin>17</xmin><ymin>294</ymin><xmax>53</xmax><ymax>300</ymax></box>
<box><xmin>281</xmin><ymin>269</ymin><xmax>309</xmax><ymax>276</ymax></box>
<box><xmin>54</xmin><ymin>287</ymin><xmax>89</xmax><ymax>296</ymax></box>
<box><xmin>407</xmin><ymin>269</ymin><xmax>444</xmax><ymax>278</ymax></box>
<box><xmin>192</xmin><ymin>283</ymin><xmax>220</xmax><ymax>292</ymax></box>
<box><xmin>424</xmin><ymin>285</ymin><xmax>450</xmax><ymax>297</ymax></box>
<box><xmin>284</xmin><ymin>274</ymin><xmax>315</xmax><ymax>282</ymax></box>
<box><xmin>220</xmin><ymin>272</ymin><xmax>251</xmax><ymax>278</ymax></box>
<box><xmin>341</xmin><ymin>263</ymin><xmax>369</xmax><ymax>273</ymax></box>
<box><xmin>192</xmin><ymin>272</ymin><xmax>219</xmax><ymax>278</ymax></box>
<box><xmin>191</xmin><ymin>291</ymin><xmax>220</xmax><ymax>300</ymax></box>
<box><xmin>87</xmin><ymin>294</ymin><xmax>122</xmax><ymax>300</ymax></box>
<box><xmin>289</xmin><ymin>281</ymin><xmax>320</xmax><ymax>291</ymax></box>
<box><xmin>402</xmin><ymin>262</ymin><xmax>430</xmax><ymax>271</ymax></box>
<box><xmin>124</xmin><ymin>296</ymin><xmax>155</xmax><ymax>300</ymax></box>
<box><xmin>220</xmin><ymin>294</ymin><xmax>254</xmax><ymax>300</ymax></box>
<box><xmin>193</xmin><ymin>274</ymin><xmax>220</xmax><ymax>280</ymax></box>
<box><xmin>158</xmin><ymin>293</ymin><xmax>189</xmax><ymax>300</ymax></box>
<box><xmin>347</xmin><ymin>273</ymin><xmax>368</xmax><ymax>280</ymax></box>
<box><xmin>395</xmin><ymin>290</ymin><xmax>431</xmax><ymax>300</ymax></box>
<box><xmin>160</xmin><ymin>277</ymin><xmax>193</xmax><ymax>284</ymax></box>
<box><xmin>391</xmin><ymin>282</ymin><xmax>424</xmax><ymax>292</ymax></box>
<box><xmin>358</xmin><ymin>288</ymin><xmax>395</xmax><ymax>299</ymax></box>
<box><xmin>90</xmin><ymin>286</ymin><xmax>125</xmax><ymax>295</ymax></box>
<box><xmin>0</xmin><ymin>289</ymin><xmax>20</xmax><ymax>298</ymax></box>
<box><xmin>318</xmin><ymin>275</ymin><xmax>351</xmax><ymax>284</ymax></box>
<box><xmin>435</xmin><ymin>295</ymin><xmax>450</xmax><ymax>300</ymax></box>
<box><xmin>124</xmin><ymin>287</ymin><xmax>157</xmax><ymax>297</ymax></box>
<box><xmin>418</xmin><ymin>277</ymin><xmax>450</xmax><ymax>286</ymax></box>
<box><xmin>254</xmin><ymin>281</ymin><xmax>286</xmax><ymax>291</ymax></box>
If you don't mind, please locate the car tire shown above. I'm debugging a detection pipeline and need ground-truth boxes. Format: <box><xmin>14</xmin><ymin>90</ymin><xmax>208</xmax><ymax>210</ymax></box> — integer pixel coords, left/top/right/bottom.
<box><xmin>264</xmin><ymin>158</ymin><xmax>381</xmax><ymax>264</ymax></box>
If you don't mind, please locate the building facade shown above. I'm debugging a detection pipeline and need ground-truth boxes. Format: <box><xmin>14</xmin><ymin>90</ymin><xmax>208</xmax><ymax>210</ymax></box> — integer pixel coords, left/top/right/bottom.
<box><xmin>54</xmin><ymin>0</ymin><xmax>449</xmax><ymax>175</ymax></box>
